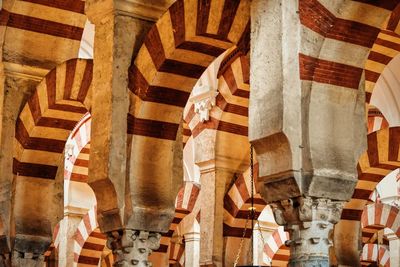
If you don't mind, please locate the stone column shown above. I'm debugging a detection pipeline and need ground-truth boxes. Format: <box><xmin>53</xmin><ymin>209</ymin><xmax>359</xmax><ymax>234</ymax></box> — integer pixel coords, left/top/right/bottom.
<box><xmin>184</xmin><ymin>232</ymin><xmax>200</xmax><ymax>267</ymax></box>
<box><xmin>197</xmin><ymin>160</ymin><xmax>230</xmax><ymax>267</ymax></box>
<box><xmin>85</xmin><ymin>0</ymin><xmax>154</xmax><ymax>231</ymax></box>
<box><xmin>85</xmin><ymin>1</ymin><xmax>175</xmax><ymax>265</ymax></box>
<box><xmin>250</xmin><ymin>0</ymin><xmax>366</xmax><ymax>265</ymax></box>
<box><xmin>272</xmin><ymin>197</ymin><xmax>344</xmax><ymax>266</ymax></box>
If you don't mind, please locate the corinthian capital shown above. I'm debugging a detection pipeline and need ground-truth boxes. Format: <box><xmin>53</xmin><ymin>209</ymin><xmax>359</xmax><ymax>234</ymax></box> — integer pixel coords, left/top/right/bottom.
<box><xmin>271</xmin><ymin>196</ymin><xmax>345</xmax><ymax>228</ymax></box>
<box><xmin>107</xmin><ymin>229</ymin><xmax>161</xmax><ymax>266</ymax></box>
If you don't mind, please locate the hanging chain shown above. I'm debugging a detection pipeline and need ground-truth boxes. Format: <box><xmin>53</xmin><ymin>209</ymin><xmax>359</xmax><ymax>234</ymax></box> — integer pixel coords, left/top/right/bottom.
<box><xmin>233</xmin><ymin>145</ymin><xmax>256</xmax><ymax>267</ymax></box>
<box><xmin>233</xmin><ymin>212</ymin><xmax>250</xmax><ymax>267</ymax></box>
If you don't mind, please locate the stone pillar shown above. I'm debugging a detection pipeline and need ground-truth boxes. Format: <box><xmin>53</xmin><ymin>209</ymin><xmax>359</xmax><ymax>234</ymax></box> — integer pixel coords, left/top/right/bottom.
<box><xmin>272</xmin><ymin>197</ymin><xmax>344</xmax><ymax>266</ymax></box>
<box><xmin>106</xmin><ymin>230</ymin><xmax>161</xmax><ymax>267</ymax></box>
<box><xmin>85</xmin><ymin>1</ymin><xmax>175</xmax><ymax>265</ymax></box>
<box><xmin>250</xmin><ymin>0</ymin><xmax>366</xmax><ymax>265</ymax></box>
<box><xmin>85</xmin><ymin>0</ymin><xmax>153</xmax><ymax>231</ymax></box>
<box><xmin>197</xmin><ymin>160</ymin><xmax>230</xmax><ymax>267</ymax></box>
<box><xmin>184</xmin><ymin>232</ymin><xmax>200</xmax><ymax>267</ymax></box>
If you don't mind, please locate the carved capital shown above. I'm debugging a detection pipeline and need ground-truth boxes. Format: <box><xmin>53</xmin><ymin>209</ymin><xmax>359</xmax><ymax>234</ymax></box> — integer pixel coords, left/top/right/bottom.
<box><xmin>271</xmin><ymin>197</ymin><xmax>344</xmax><ymax>227</ymax></box>
<box><xmin>190</xmin><ymin>84</ymin><xmax>218</xmax><ymax>123</ymax></box>
<box><xmin>107</xmin><ymin>229</ymin><xmax>161</xmax><ymax>266</ymax></box>
<box><xmin>271</xmin><ymin>197</ymin><xmax>345</xmax><ymax>263</ymax></box>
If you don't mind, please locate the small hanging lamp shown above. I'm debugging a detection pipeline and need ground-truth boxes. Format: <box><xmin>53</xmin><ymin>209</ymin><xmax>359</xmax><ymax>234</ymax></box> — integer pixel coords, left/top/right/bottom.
<box><xmin>234</xmin><ymin>145</ymin><xmax>263</xmax><ymax>267</ymax></box>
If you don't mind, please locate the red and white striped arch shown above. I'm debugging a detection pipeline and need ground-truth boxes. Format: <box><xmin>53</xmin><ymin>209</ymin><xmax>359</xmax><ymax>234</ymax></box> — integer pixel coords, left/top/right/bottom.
<box><xmin>64</xmin><ymin>112</ymin><xmax>91</xmax><ymax>183</ymax></box>
<box><xmin>223</xmin><ymin>164</ymin><xmax>266</xmax><ymax>238</ymax></box>
<box><xmin>299</xmin><ymin>1</ymin><xmax>397</xmax><ymax>95</ymax></box>
<box><xmin>73</xmin><ymin>206</ymin><xmax>107</xmax><ymax>267</ymax></box>
<box><xmin>364</xmin><ymin>2</ymin><xmax>400</xmax><ymax>103</ymax></box>
<box><xmin>127</xmin><ymin>1</ymin><xmax>251</xmax><ymax>220</ymax></box>
<box><xmin>263</xmin><ymin>227</ymin><xmax>290</xmax><ymax>265</ymax></box>
<box><xmin>341</xmin><ymin>127</ymin><xmax>400</xmax><ymax>221</ymax></box>
<box><xmin>184</xmin><ymin>53</ymin><xmax>249</xmax><ymax>139</ymax></box>
<box><xmin>361</xmin><ymin>243</ymin><xmax>390</xmax><ymax>267</ymax></box>
<box><xmin>362</xmin><ymin>203</ymin><xmax>400</xmax><ymax>238</ymax></box>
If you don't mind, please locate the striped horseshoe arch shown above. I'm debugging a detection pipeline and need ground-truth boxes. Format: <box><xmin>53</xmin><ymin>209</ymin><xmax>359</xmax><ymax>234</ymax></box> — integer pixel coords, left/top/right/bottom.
<box><xmin>14</xmin><ymin>58</ymin><xmax>92</xmax><ymax>180</ymax></box>
<box><xmin>183</xmin><ymin>53</ymin><xmax>251</xmax><ymax>172</ymax></box>
<box><xmin>223</xmin><ymin>164</ymin><xmax>266</xmax><ymax>238</ymax></box>
<box><xmin>74</xmin><ymin>206</ymin><xmax>107</xmax><ymax>266</ymax></box>
<box><xmin>129</xmin><ymin>0</ymin><xmax>250</xmax><ymax>137</ymax></box>
<box><xmin>11</xmin><ymin>58</ymin><xmax>92</xmax><ymax>253</ymax></box>
<box><xmin>341</xmin><ymin>127</ymin><xmax>400</xmax><ymax>221</ymax></box>
<box><xmin>365</xmin><ymin>2</ymin><xmax>400</xmax><ymax>103</ymax></box>
<box><xmin>361</xmin><ymin>243</ymin><xmax>390</xmax><ymax>267</ymax></box>
<box><xmin>362</xmin><ymin>203</ymin><xmax>400</xmax><ymax>238</ymax></box>
<box><xmin>127</xmin><ymin>1</ymin><xmax>250</xmax><ymax>208</ymax></box>
<box><xmin>263</xmin><ymin>227</ymin><xmax>290</xmax><ymax>266</ymax></box>
<box><xmin>184</xmin><ymin>53</ymin><xmax>249</xmax><ymax>139</ymax></box>
<box><xmin>64</xmin><ymin>113</ymin><xmax>91</xmax><ymax>183</ymax></box>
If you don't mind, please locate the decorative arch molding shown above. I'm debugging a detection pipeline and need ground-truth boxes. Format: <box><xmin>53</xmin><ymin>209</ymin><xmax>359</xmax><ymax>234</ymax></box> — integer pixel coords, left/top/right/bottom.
<box><xmin>183</xmin><ymin>53</ymin><xmax>251</xmax><ymax>174</ymax></box>
<box><xmin>184</xmin><ymin>53</ymin><xmax>250</xmax><ymax>139</ymax></box>
<box><xmin>360</xmin><ymin>243</ymin><xmax>390</xmax><ymax>267</ymax></box>
<box><xmin>336</xmin><ymin>126</ymin><xmax>400</xmax><ymax>263</ymax></box>
<box><xmin>362</xmin><ymin>203</ymin><xmax>400</xmax><ymax>238</ymax></box>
